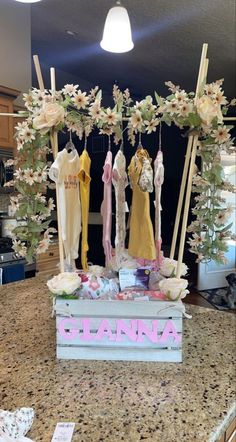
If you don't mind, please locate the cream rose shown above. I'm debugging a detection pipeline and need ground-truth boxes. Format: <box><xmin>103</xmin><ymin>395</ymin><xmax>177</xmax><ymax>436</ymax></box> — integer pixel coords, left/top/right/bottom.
<box><xmin>196</xmin><ymin>96</ymin><xmax>220</xmax><ymax>126</ymax></box>
<box><xmin>159</xmin><ymin>277</ymin><xmax>189</xmax><ymax>300</ymax></box>
<box><xmin>47</xmin><ymin>272</ymin><xmax>81</xmax><ymax>295</ymax></box>
<box><xmin>33</xmin><ymin>102</ymin><xmax>65</xmax><ymax>130</ymax></box>
<box><xmin>159</xmin><ymin>258</ymin><xmax>188</xmax><ymax>278</ymax></box>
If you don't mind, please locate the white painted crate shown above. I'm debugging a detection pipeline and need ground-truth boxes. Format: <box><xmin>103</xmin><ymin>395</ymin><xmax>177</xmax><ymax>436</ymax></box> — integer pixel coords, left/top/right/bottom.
<box><xmin>55</xmin><ymin>299</ymin><xmax>184</xmax><ymax>362</ymax></box>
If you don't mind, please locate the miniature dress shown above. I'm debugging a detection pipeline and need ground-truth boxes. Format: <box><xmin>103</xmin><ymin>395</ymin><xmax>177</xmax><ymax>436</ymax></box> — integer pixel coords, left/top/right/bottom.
<box><xmin>128</xmin><ymin>149</ymin><xmax>156</xmax><ymax>260</ymax></box>
<box><xmin>78</xmin><ymin>149</ymin><xmax>91</xmax><ymax>271</ymax></box>
<box><xmin>101</xmin><ymin>150</ymin><xmax>113</xmax><ymax>266</ymax></box>
<box><xmin>112</xmin><ymin>149</ymin><xmax>128</xmax><ymax>268</ymax></box>
<box><xmin>49</xmin><ymin>148</ymin><xmax>81</xmax><ymax>266</ymax></box>
<box><xmin>154</xmin><ymin>150</ymin><xmax>164</xmax><ymax>266</ymax></box>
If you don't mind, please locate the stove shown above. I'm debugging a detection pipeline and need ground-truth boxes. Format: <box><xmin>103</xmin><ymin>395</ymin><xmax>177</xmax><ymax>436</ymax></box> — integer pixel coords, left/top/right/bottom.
<box><xmin>0</xmin><ymin>251</ymin><xmax>24</xmax><ymax>264</ymax></box>
<box><xmin>0</xmin><ymin>237</ymin><xmax>13</xmax><ymax>254</ymax></box>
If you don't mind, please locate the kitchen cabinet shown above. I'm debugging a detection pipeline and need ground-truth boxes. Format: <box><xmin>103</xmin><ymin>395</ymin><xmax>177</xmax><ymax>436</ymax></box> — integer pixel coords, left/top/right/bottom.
<box><xmin>0</xmin><ymin>85</ymin><xmax>20</xmax><ymax>150</ymax></box>
<box><xmin>36</xmin><ymin>239</ymin><xmax>60</xmax><ymax>277</ymax></box>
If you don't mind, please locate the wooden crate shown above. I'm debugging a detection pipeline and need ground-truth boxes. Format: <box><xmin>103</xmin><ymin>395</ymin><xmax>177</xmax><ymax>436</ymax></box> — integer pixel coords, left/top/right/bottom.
<box><xmin>55</xmin><ymin>299</ymin><xmax>184</xmax><ymax>362</ymax></box>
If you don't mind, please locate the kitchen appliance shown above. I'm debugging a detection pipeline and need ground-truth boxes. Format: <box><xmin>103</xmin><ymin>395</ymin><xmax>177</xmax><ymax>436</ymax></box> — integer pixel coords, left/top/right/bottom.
<box><xmin>0</xmin><ymin>238</ymin><xmax>36</xmax><ymax>281</ymax></box>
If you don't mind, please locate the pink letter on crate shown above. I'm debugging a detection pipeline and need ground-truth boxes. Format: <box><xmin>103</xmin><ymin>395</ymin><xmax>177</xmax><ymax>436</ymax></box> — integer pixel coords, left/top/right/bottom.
<box><xmin>58</xmin><ymin>318</ymin><xmax>78</xmax><ymax>340</ymax></box>
<box><xmin>136</xmin><ymin>320</ymin><xmax>158</xmax><ymax>343</ymax></box>
<box><xmin>159</xmin><ymin>320</ymin><xmax>181</xmax><ymax>344</ymax></box>
<box><xmin>95</xmin><ymin>319</ymin><xmax>115</xmax><ymax>341</ymax></box>
<box><xmin>80</xmin><ymin>319</ymin><xmax>93</xmax><ymax>341</ymax></box>
<box><xmin>116</xmin><ymin>319</ymin><xmax>137</xmax><ymax>342</ymax></box>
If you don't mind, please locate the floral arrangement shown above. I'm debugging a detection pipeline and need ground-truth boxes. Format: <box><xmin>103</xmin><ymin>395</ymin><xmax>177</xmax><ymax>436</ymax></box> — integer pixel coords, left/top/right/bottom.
<box><xmin>6</xmin><ymin>79</ymin><xmax>235</xmax><ymax>264</ymax></box>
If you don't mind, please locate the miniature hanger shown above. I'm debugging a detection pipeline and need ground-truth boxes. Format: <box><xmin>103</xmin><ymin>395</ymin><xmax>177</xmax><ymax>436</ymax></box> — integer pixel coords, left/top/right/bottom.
<box><xmin>65</xmin><ymin>131</ymin><xmax>76</xmax><ymax>152</ymax></box>
<box><xmin>158</xmin><ymin>121</ymin><xmax>162</xmax><ymax>152</ymax></box>
<box><xmin>84</xmin><ymin>135</ymin><xmax>87</xmax><ymax>151</ymax></box>
<box><xmin>108</xmin><ymin>135</ymin><xmax>111</xmax><ymax>151</ymax></box>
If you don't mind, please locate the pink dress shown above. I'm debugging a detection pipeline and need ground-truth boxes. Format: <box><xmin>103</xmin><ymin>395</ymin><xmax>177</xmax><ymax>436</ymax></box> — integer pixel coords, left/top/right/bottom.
<box><xmin>101</xmin><ymin>151</ymin><xmax>113</xmax><ymax>266</ymax></box>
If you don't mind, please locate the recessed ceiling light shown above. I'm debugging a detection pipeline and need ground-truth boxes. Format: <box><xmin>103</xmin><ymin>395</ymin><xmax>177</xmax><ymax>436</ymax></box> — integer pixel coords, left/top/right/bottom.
<box><xmin>66</xmin><ymin>30</ymin><xmax>77</xmax><ymax>36</ymax></box>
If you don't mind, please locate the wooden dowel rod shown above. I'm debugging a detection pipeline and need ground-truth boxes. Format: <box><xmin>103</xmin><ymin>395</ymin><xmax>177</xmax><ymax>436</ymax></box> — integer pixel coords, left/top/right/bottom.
<box><xmin>170</xmin><ymin>44</ymin><xmax>208</xmax><ymax>260</ymax></box>
<box><xmin>50</xmin><ymin>67</ymin><xmax>64</xmax><ymax>273</ymax></box>
<box><xmin>0</xmin><ymin>113</ymin><xmax>28</xmax><ymax>117</ymax></box>
<box><xmin>33</xmin><ymin>55</ymin><xmax>44</xmax><ymax>92</ymax></box>
<box><xmin>176</xmin><ymin>46</ymin><xmax>209</xmax><ymax>278</ymax></box>
<box><xmin>224</xmin><ymin>117</ymin><xmax>236</xmax><ymax>121</ymax></box>
<box><xmin>170</xmin><ymin>135</ymin><xmax>193</xmax><ymax>259</ymax></box>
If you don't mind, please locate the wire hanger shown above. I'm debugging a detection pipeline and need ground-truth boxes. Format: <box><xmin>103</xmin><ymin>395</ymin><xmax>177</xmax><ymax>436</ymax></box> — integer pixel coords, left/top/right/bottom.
<box><xmin>84</xmin><ymin>135</ymin><xmax>87</xmax><ymax>151</ymax></box>
<box><xmin>65</xmin><ymin>130</ymin><xmax>76</xmax><ymax>152</ymax></box>
<box><xmin>137</xmin><ymin>131</ymin><xmax>142</xmax><ymax>150</ymax></box>
<box><xmin>108</xmin><ymin>135</ymin><xmax>111</xmax><ymax>151</ymax></box>
<box><xmin>158</xmin><ymin>121</ymin><xmax>162</xmax><ymax>152</ymax></box>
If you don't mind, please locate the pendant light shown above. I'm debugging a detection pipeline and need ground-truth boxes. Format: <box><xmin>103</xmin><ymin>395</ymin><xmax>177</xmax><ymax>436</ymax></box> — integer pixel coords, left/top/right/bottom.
<box><xmin>100</xmin><ymin>1</ymin><xmax>134</xmax><ymax>53</ymax></box>
<box><xmin>14</xmin><ymin>0</ymin><xmax>42</xmax><ymax>3</ymax></box>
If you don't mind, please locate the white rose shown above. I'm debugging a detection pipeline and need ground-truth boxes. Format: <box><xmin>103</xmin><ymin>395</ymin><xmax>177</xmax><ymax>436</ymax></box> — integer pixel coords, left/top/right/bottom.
<box><xmin>196</xmin><ymin>96</ymin><xmax>219</xmax><ymax>126</ymax></box>
<box><xmin>33</xmin><ymin>103</ymin><xmax>65</xmax><ymax>130</ymax></box>
<box><xmin>159</xmin><ymin>258</ymin><xmax>188</xmax><ymax>278</ymax></box>
<box><xmin>159</xmin><ymin>277</ymin><xmax>189</xmax><ymax>300</ymax></box>
<box><xmin>47</xmin><ymin>272</ymin><xmax>81</xmax><ymax>295</ymax></box>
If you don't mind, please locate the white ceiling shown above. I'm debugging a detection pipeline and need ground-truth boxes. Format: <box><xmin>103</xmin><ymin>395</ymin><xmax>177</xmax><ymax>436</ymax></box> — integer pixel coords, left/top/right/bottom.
<box><xmin>31</xmin><ymin>0</ymin><xmax>236</xmax><ymax>99</ymax></box>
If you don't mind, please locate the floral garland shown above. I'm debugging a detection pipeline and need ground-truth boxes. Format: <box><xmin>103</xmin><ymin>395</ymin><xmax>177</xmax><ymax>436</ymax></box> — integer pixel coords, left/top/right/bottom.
<box><xmin>5</xmin><ymin>80</ymin><xmax>235</xmax><ymax>264</ymax></box>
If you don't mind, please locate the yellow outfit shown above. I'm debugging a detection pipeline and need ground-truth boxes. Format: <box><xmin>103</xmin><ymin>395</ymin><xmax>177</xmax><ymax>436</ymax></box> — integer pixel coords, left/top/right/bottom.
<box><xmin>128</xmin><ymin>150</ymin><xmax>156</xmax><ymax>260</ymax></box>
<box><xmin>78</xmin><ymin>149</ymin><xmax>91</xmax><ymax>270</ymax></box>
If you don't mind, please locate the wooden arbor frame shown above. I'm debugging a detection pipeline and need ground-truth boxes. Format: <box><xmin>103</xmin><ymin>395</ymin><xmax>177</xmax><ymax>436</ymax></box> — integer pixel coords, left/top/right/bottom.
<box><xmin>1</xmin><ymin>43</ymin><xmax>233</xmax><ymax>277</ymax></box>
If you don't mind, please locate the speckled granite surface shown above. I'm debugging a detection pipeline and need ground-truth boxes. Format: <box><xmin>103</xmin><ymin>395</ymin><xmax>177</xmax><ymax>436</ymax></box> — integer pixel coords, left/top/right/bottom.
<box><xmin>0</xmin><ymin>277</ymin><xmax>235</xmax><ymax>442</ymax></box>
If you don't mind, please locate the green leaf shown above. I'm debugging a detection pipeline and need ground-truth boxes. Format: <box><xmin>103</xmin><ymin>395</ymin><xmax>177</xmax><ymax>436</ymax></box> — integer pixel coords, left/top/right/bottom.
<box><xmin>154</xmin><ymin>91</ymin><xmax>164</xmax><ymax>106</ymax></box>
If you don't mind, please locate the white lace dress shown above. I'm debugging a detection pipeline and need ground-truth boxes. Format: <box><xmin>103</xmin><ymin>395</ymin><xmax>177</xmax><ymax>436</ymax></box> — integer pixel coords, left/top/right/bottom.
<box><xmin>112</xmin><ymin>150</ymin><xmax>128</xmax><ymax>268</ymax></box>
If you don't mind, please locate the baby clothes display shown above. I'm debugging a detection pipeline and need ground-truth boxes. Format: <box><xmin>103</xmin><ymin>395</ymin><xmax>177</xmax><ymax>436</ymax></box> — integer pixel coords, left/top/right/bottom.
<box><xmin>49</xmin><ymin>148</ymin><xmax>81</xmax><ymax>266</ymax></box>
<box><xmin>78</xmin><ymin>149</ymin><xmax>91</xmax><ymax>271</ymax></box>
<box><xmin>101</xmin><ymin>150</ymin><xmax>113</xmax><ymax>266</ymax></box>
<box><xmin>128</xmin><ymin>149</ymin><xmax>156</xmax><ymax>261</ymax></box>
<box><xmin>112</xmin><ymin>149</ymin><xmax>128</xmax><ymax>268</ymax></box>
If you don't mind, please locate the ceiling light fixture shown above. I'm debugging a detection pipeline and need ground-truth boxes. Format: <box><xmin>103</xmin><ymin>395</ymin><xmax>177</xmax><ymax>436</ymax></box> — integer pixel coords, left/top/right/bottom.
<box><xmin>14</xmin><ymin>0</ymin><xmax>42</xmax><ymax>3</ymax></box>
<box><xmin>100</xmin><ymin>0</ymin><xmax>134</xmax><ymax>53</ymax></box>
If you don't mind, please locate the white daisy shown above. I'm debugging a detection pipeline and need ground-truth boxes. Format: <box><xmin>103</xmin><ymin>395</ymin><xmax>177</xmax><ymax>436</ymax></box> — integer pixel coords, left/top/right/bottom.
<box><xmin>178</xmin><ymin>102</ymin><xmax>193</xmax><ymax>117</ymax></box>
<box><xmin>174</xmin><ymin>90</ymin><xmax>187</xmax><ymax>103</ymax></box>
<box><xmin>31</xmin><ymin>89</ymin><xmax>46</xmax><ymax>106</ymax></box>
<box><xmin>62</xmin><ymin>84</ymin><xmax>79</xmax><ymax>96</ymax></box>
<box><xmin>165</xmin><ymin>101</ymin><xmax>179</xmax><ymax>114</ymax></box>
<box><xmin>214</xmin><ymin>91</ymin><xmax>228</xmax><ymax>106</ymax></box>
<box><xmin>89</xmin><ymin>101</ymin><xmax>102</xmax><ymax>120</ymax></box>
<box><xmin>47</xmin><ymin>197</ymin><xmax>55</xmax><ymax>211</ymax></box>
<box><xmin>24</xmin><ymin>168</ymin><xmax>36</xmax><ymax>185</ymax></box>
<box><xmin>215</xmin><ymin>207</ymin><xmax>233</xmax><ymax>225</ymax></box>
<box><xmin>36</xmin><ymin>168</ymin><xmax>48</xmax><ymax>183</ymax></box>
<box><xmin>14</xmin><ymin>168</ymin><xmax>25</xmax><ymax>181</ymax></box>
<box><xmin>188</xmin><ymin>233</ymin><xmax>204</xmax><ymax>247</ymax></box>
<box><xmin>35</xmin><ymin>193</ymin><xmax>46</xmax><ymax>203</ymax></box>
<box><xmin>104</xmin><ymin>108</ymin><xmax>120</xmax><ymax>125</ymax></box>
<box><xmin>23</xmin><ymin>93</ymin><xmax>34</xmax><ymax>110</ymax></box>
<box><xmin>17</xmin><ymin>140</ymin><xmax>24</xmax><ymax>151</ymax></box>
<box><xmin>144</xmin><ymin>118</ymin><xmax>159</xmax><ymax>134</ymax></box>
<box><xmin>212</xmin><ymin>126</ymin><xmax>231</xmax><ymax>143</ymax></box>
<box><xmin>72</xmin><ymin>90</ymin><xmax>89</xmax><ymax>109</ymax></box>
<box><xmin>130</xmin><ymin>110</ymin><xmax>143</xmax><ymax>130</ymax></box>
<box><xmin>99</xmin><ymin>127</ymin><xmax>113</xmax><ymax>136</ymax></box>
<box><xmin>20</xmin><ymin>127</ymin><xmax>36</xmax><ymax>143</ymax></box>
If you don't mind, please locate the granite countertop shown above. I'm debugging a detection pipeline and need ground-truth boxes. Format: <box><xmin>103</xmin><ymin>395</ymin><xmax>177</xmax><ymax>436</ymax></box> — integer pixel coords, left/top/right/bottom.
<box><xmin>0</xmin><ymin>278</ymin><xmax>235</xmax><ymax>442</ymax></box>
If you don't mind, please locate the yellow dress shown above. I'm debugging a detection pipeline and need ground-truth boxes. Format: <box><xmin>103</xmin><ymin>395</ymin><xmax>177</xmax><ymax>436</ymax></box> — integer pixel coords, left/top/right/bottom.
<box><xmin>78</xmin><ymin>149</ymin><xmax>91</xmax><ymax>270</ymax></box>
<box><xmin>128</xmin><ymin>151</ymin><xmax>156</xmax><ymax>260</ymax></box>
